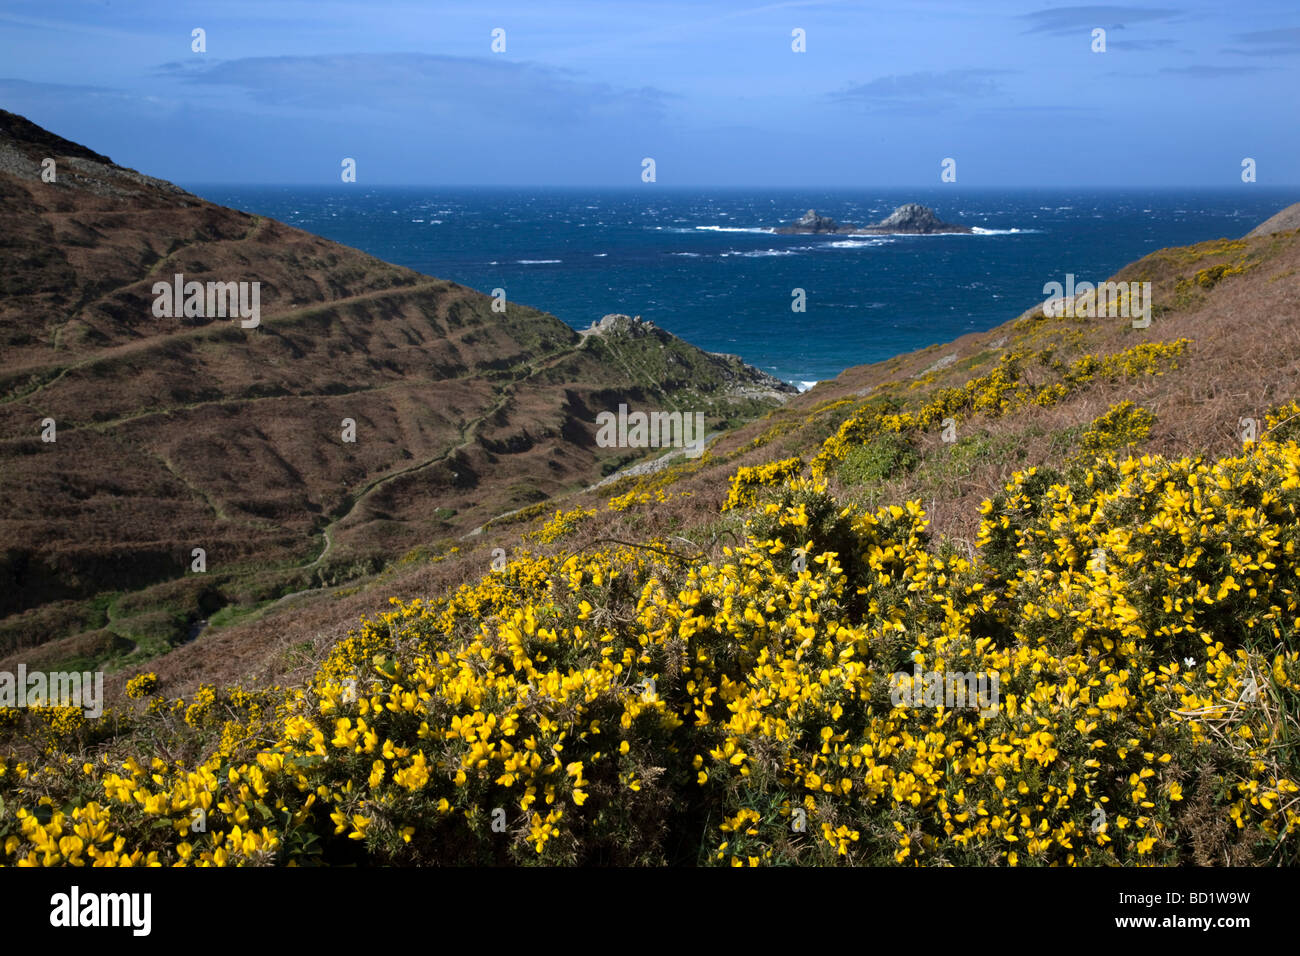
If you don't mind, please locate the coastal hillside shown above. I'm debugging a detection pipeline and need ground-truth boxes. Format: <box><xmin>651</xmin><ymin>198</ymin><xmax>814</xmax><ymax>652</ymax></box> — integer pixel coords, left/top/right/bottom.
<box><xmin>3</xmin><ymin>114</ymin><xmax>1300</xmax><ymax>867</ymax></box>
<box><xmin>0</xmin><ymin>110</ymin><xmax>792</xmax><ymax>673</ymax></box>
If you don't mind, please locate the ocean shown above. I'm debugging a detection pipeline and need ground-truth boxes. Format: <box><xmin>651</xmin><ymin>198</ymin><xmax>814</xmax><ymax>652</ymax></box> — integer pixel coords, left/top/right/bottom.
<box><xmin>189</xmin><ymin>186</ymin><xmax>1297</xmax><ymax>387</ymax></box>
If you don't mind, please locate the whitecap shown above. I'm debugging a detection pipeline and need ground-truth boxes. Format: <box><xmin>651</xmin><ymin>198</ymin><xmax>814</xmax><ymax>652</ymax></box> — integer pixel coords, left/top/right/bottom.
<box><xmin>695</xmin><ymin>225</ymin><xmax>774</xmax><ymax>234</ymax></box>
<box><xmin>829</xmin><ymin>238</ymin><xmax>888</xmax><ymax>248</ymax></box>
<box><xmin>517</xmin><ymin>259</ymin><xmax>562</xmax><ymax>264</ymax></box>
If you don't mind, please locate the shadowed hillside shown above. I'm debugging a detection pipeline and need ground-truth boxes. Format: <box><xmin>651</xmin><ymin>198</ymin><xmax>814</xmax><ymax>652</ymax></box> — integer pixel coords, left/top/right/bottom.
<box><xmin>0</xmin><ymin>110</ymin><xmax>793</xmax><ymax>669</ymax></box>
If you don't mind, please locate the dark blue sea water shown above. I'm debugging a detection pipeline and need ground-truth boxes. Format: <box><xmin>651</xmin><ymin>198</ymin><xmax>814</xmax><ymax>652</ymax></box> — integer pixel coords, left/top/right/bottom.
<box><xmin>188</xmin><ymin>186</ymin><xmax>1297</xmax><ymax>386</ymax></box>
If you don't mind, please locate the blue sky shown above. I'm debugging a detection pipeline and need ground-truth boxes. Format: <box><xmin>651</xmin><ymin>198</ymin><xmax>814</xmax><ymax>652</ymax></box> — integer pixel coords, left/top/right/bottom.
<box><xmin>1</xmin><ymin>1</ymin><xmax>1297</xmax><ymax>186</ymax></box>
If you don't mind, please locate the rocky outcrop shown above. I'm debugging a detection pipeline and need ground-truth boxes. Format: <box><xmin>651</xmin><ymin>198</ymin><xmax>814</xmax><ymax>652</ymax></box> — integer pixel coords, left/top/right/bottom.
<box><xmin>861</xmin><ymin>203</ymin><xmax>972</xmax><ymax>234</ymax></box>
<box><xmin>775</xmin><ymin>209</ymin><xmax>855</xmax><ymax>234</ymax></box>
<box><xmin>580</xmin><ymin>313</ymin><xmax>660</xmax><ymax>336</ymax></box>
<box><xmin>581</xmin><ymin>314</ymin><xmax>796</xmax><ymax>401</ymax></box>
<box><xmin>774</xmin><ymin>203</ymin><xmax>971</xmax><ymax>235</ymax></box>
<box><xmin>0</xmin><ymin>108</ymin><xmax>194</xmax><ymax>201</ymax></box>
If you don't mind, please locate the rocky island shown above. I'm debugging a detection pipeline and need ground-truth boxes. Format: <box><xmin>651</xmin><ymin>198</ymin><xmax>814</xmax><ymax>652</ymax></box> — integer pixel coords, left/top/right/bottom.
<box><xmin>775</xmin><ymin>203</ymin><xmax>973</xmax><ymax>235</ymax></box>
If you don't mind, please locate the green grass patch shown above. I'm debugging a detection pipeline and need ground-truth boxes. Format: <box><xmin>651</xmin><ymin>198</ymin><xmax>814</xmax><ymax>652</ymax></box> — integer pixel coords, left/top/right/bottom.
<box><xmin>838</xmin><ymin>432</ymin><xmax>919</xmax><ymax>486</ymax></box>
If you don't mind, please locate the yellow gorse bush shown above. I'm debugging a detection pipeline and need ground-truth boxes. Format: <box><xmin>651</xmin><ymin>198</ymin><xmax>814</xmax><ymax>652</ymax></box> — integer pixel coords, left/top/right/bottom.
<box><xmin>811</xmin><ymin>339</ymin><xmax>1189</xmax><ymax>475</ymax></box>
<box><xmin>607</xmin><ymin>488</ymin><xmax>691</xmax><ymax>512</ymax></box>
<box><xmin>527</xmin><ymin>507</ymin><xmax>597</xmax><ymax>544</ymax></box>
<box><xmin>3</xmin><ymin>392</ymin><xmax>1298</xmax><ymax>866</ymax></box>
<box><xmin>125</xmin><ymin>674</ymin><xmax>159</xmax><ymax>701</ymax></box>
<box><xmin>1077</xmin><ymin>401</ymin><xmax>1157</xmax><ymax>458</ymax></box>
<box><xmin>723</xmin><ymin>457</ymin><xmax>803</xmax><ymax>511</ymax></box>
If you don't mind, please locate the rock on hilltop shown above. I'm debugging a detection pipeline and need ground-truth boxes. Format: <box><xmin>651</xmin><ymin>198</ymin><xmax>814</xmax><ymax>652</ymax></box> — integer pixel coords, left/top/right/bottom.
<box><xmin>582</xmin><ymin>314</ymin><xmax>795</xmax><ymax>402</ymax></box>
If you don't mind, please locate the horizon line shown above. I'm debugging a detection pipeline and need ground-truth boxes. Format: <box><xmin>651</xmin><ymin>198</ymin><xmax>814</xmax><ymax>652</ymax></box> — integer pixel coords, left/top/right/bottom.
<box><xmin>177</xmin><ymin>182</ymin><xmax>1300</xmax><ymax>191</ymax></box>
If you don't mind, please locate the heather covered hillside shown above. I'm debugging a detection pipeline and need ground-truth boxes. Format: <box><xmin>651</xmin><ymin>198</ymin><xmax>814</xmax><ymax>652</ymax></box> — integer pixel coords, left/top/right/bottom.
<box><xmin>0</xmin><ymin>110</ymin><xmax>792</xmax><ymax>676</ymax></box>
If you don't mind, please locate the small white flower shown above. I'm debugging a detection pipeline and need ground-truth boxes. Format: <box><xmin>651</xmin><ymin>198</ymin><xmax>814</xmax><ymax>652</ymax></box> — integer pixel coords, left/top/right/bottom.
<box><xmin>1183</xmin><ymin>657</ymin><xmax>1196</xmax><ymax>669</ymax></box>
